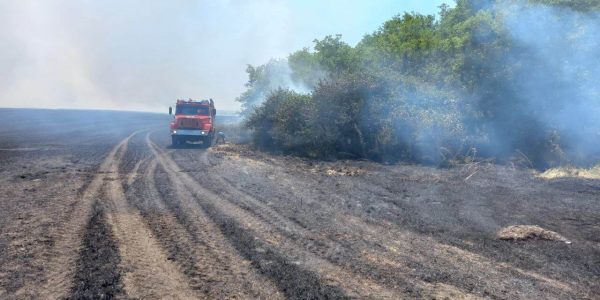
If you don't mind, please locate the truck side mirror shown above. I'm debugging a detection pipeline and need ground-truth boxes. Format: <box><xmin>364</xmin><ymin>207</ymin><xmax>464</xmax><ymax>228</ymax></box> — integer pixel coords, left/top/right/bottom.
<box><xmin>169</xmin><ymin>107</ymin><xmax>172</xmax><ymax>115</ymax></box>
<box><xmin>212</xmin><ymin>108</ymin><xmax>216</xmax><ymax>116</ymax></box>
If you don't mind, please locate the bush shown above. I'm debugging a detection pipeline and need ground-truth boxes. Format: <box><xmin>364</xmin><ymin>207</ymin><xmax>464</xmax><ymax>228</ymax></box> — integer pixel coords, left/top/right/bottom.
<box><xmin>246</xmin><ymin>73</ymin><xmax>467</xmax><ymax>164</ymax></box>
<box><xmin>246</xmin><ymin>89</ymin><xmax>315</xmax><ymax>155</ymax></box>
<box><xmin>238</xmin><ymin>1</ymin><xmax>600</xmax><ymax>169</ymax></box>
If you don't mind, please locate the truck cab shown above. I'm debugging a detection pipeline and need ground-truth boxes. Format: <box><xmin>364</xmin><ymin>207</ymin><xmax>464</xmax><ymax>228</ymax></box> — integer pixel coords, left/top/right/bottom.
<box><xmin>169</xmin><ymin>99</ymin><xmax>216</xmax><ymax>147</ymax></box>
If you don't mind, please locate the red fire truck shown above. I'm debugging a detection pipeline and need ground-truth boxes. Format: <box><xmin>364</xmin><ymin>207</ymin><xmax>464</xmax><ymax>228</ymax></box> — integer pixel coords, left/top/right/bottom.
<box><xmin>169</xmin><ymin>99</ymin><xmax>216</xmax><ymax>147</ymax></box>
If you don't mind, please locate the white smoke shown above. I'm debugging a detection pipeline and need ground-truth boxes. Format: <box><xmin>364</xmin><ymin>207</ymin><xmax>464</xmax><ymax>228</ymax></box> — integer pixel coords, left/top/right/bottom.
<box><xmin>0</xmin><ymin>0</ymin><xmax>443</xmax><ymax>112</ymax></box>
<box><xmin>501</xmin><ymin>2</ymin><xmax>600</xmax><ymax>163</ymax></box>
<box><xmin>0</xmin><ymin>0</ymin><xmax>294</xmax><ymax>112</ymax></box>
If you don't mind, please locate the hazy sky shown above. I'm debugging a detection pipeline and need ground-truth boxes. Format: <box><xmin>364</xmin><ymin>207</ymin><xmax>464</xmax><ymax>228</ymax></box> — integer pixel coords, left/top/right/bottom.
<box><xmin>0</xmin><ymin>0</ymin><xmax>450</xmax><ymax>112</ymax></box>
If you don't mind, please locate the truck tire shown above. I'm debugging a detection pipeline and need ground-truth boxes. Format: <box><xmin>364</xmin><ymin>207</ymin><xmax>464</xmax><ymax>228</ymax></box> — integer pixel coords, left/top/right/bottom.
<box><xmin>171</xmin><ymin>136</ymin><xmax>179</xmax><ymax>147</ymax></box>
<box><xmin>204</xmin><ymin>135</ymin><xmax>212</xmax><ymax>148</ymax></box>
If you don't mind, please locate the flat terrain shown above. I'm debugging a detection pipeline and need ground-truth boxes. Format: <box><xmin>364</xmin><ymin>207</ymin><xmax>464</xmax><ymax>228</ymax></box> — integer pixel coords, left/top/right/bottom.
<box><xmin>0</xmin><ymin>108</ymin><xmax>598</xmax><ymax>299</ymax></box>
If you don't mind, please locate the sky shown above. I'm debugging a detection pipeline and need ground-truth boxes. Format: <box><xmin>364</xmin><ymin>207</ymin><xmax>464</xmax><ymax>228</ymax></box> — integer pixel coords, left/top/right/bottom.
<box><xmin>0</xmin><ymin>0</ymin><xmax>451</xmax><ymax>113</ymax></box>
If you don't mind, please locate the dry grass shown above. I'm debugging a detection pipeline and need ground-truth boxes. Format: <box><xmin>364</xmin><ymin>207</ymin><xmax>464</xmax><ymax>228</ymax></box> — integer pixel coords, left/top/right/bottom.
<box><xmin>211</xmin><ymin>144</ymin><xmax>259</xmax><ymax>159</ymax></box>
<box><xmin>537</xmin><ymin>165</ymin><xmax>600</xmax><ymax>180</ymax></box>
<box><xmin>211</xmin><ymin>144</ymin><xmax>240</xmax><ymax>153</ymax></box>
<box><xmin>321</xmin><ymin>166</ymin><xmax>364</xmax><ymax>176</ymax></box>
<box><xmin>303</xmin><ymin>162</ymin><xmax>366</xmax><ymax>176</ymax></box>
<box><xmin>496</xmin><ymin>225</ymin><xmax>570</xmax><ymax>243</ymax></box>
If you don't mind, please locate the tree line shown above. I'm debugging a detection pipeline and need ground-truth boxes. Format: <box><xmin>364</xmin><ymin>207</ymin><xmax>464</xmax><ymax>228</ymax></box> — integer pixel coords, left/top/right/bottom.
<box><xmin>237</xmin><ymin>0</ymin><xmax>600</xmax><ymax>168</ymax></box>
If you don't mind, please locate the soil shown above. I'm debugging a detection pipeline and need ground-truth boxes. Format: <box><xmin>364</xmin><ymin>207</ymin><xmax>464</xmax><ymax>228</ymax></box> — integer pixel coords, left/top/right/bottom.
<box><xmin>0</xmin><ymin>109</ymin><xmax>598</xmax><ymax>299</ymax></box>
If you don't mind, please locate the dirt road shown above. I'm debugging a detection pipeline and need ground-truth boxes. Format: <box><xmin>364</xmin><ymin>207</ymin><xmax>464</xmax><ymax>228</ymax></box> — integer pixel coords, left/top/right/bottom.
<box><xmin>0</xmin><ymin>109</ymin><xmax>598</xmax><ymax>299</ymax></box>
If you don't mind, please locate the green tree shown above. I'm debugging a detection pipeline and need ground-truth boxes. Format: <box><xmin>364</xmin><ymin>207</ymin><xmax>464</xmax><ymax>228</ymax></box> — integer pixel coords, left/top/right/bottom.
<box><xmin>246</xmin><ymin>89</ymin><xmax>315</xmax><ymax>154</ymax></box>
<box><xmin>288</xmin><ymin>48</ymin><xmax>325</xmax><ymax>89</ymax></box>
<box><xmin>313</xmin><ymin>35</ymin><xmax>360</xmax><ymax>74</ymax></box>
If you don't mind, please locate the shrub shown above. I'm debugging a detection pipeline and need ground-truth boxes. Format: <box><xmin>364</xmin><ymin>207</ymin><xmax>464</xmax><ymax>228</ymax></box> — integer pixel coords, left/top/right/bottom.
<box><xmin>246</xmin><ymin>89</ymin><xmax>315</xmax><ymax>155</ymax></box>
<box><xmin>246</xmin><ymin>73</ymin><xmax>467</xmax><ymax>164</ymax></box>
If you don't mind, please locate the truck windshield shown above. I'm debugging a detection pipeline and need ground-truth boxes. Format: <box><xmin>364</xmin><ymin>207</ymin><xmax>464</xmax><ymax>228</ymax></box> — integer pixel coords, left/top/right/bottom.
<box><xmin>176</xmin><ymin>106</ymin><xmax>209</xmax><ymax>115</ymax></box>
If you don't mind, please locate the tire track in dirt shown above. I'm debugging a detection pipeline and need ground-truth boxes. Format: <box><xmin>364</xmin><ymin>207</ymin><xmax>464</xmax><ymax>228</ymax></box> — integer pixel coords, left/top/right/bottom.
<box><xmin>193</xmin><ymin>151</ymin><xmax>452</xmax><ymax>297</ymax></box>
<box><xmin>197</xmin><ymin>151</ymin><xmax>310</xmax><ymax>232</ymax></box>
<box><xmin>147</xmin><ymin>136</ymin><xmax>399</xmax><ymax>299</ymax></box>
<box><xmin>124</xmin><ymin>134</ymin><xmax>282</xmax><ymax>299</ymax></box>
<box><xmin>40</xmin><ymin>132</ymin><xmax>136</xmax><ymax>299</ymax></box>
<box><xmin>100</xmin><ymin>131</ymin><xmax>198</xmax><ymax>299</ymax></box>
<box><xmin>68</xmin><ymin>200</ymin><xmax>123</xmax><ymax>299</ymax></box>
<box><xmin>197</xmin><ymin>149</ymin><xmax>584</xmax><ymax>299</ymax></box>
<box><xmin>125</xmin><ymin>155</ymin><xmax>148</xmax><ymax>186</ymax></box>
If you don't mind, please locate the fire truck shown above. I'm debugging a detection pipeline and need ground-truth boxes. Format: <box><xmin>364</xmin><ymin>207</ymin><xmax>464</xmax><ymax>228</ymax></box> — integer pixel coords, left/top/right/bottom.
<box><xmin>169</xmin><ymin>99</ymin><xmax>216</xmax><ymax>147</ymax></box>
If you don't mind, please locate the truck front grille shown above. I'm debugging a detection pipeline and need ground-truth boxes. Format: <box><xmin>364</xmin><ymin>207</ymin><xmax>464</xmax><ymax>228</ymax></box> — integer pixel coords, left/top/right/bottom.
<box><xmin>179</xmin><ymin>119</ymin><xmax>198</xmax><ymax>128</ymax></box>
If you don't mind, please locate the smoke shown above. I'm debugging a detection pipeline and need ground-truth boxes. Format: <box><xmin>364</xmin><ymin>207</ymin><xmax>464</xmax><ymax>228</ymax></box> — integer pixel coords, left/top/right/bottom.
<box><xmin>238</xmin><ymin>58</ymin><xmax>325</xmax><ymax>115</ymax></box>
<box><xmin>411</xmin><ymin>1</ymin><xmax>600</xmax><ymax>166</ymax></box>
<box><xmin>0</xmin><ymin>0</ymin><xmax>298</xmax><ymax>112</ymax></box>
<box><xmin>0</xmin><ymin>2</ymin><xmax>107</xmax><ymax>108</ymax></box>
<box><xmin>500</xmin><ymin>2</ymin><xmax>600</xmax><ymax>164</ymax></box>
<box><xmin>234</xmin><ymin>1</ymin><xmax>599</xmax><ymax>167</ymax></box>
<box><xmin>0</xmin><ymin>1</ymin><xmax>445</xmax><ymax>112</ymax></box>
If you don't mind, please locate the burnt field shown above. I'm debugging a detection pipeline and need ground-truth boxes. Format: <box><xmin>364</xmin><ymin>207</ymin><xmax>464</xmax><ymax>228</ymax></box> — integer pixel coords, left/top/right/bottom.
<box><xmin>0</xmin><ymin>109</ymin><xmax>598</xmax><ymax>299</ymax></box>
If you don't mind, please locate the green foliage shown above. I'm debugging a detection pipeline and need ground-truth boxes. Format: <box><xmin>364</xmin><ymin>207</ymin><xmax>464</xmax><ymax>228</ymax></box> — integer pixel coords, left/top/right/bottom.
<box><xmin>246</xmin><ymin>89</ymin><xmax>315</xmax><ymax>154</ymax></box>
<box><xmin>288</xmin><ymin>48</ymin><xmax>325</xmax><ymax>89</ymax></box>
<box><xmin>238</xmin><ymin>0</ymin><xmax>599</xmax><ymax>167</ymax></box>
<box><xmin>358</xmin><ymin>13</ymin><xmax>439</xmax><ymax>78</ymax></box>
<box><xmin>247</xmin><ymin>72</ymin><xmax>466</xmax><ymax>163</ymax></box>
<box><xmin>310</xmin><ymin>73</ymin><xmax>382</xmax><ymax>158</ymax></box>
<box><xmin>236</xmin><ymin>61</ymin><xmax>281</xmax><ymax>115</ymax></box>
<box><xmin>313</xmin><ymin>35</ymin><xmax>361</xmax><ymax>74</ymax></box>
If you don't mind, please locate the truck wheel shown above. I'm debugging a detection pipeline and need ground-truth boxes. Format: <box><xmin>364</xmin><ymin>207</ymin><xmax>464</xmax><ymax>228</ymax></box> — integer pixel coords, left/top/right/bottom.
<box><xmin>204</xmin><ymin>135</ymin><xmax>212</xmax><ymax>148</ymax></box>
<box><xmin>171</xmin><ymin>136</ymin><xmax>179</xmax><ymax>147</ymax></box>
